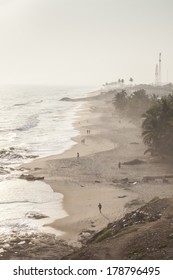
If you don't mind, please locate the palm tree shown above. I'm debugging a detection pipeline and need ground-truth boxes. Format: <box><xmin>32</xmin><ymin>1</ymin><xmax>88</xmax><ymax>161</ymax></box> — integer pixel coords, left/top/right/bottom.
<box><xmin>129</xmin><ymin>77</ymin><xmax>133</xmax><ymax>85</ymax></box>
<box><xmin>142</xmin><ymin>106</ymin><xmax>161</xmax><ymax>155</ymax></box>
<box><xmin>113</xmin><ymin>90</ymin><xmax>127</xmax><ymax>111</ymax></box>
<box><xmin>142</xmin><ymin>96</ymin><xmax>173</xmax><ymax>156</ymax></box>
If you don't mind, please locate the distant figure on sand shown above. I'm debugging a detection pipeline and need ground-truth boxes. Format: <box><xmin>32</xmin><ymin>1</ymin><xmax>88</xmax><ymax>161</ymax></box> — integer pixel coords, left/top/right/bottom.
<box><xmin>77</xmin><ymin>152</ymin><xmax>79</xmax><ymax>159</ymax></box>
<box><xmin>118</xmin><ymin>162</ymin><xmax>121</xmax><ymax>169</ymax></box>
<box><xmin>81</xmin><ymin>138</ymin><xmax>85</xmax><ymax>144</ymax></box>
<box><xmin>98</xmin><ymin>203</ymin><xmax>102</xmax><ymax>213</ymax></box>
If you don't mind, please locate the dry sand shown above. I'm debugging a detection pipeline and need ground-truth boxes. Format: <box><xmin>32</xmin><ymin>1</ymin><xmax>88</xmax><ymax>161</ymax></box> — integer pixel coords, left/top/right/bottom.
<box><xmin>22</xmin><ymin>91</ymin><xmax>173</xmax><ymax>246</ymax></box>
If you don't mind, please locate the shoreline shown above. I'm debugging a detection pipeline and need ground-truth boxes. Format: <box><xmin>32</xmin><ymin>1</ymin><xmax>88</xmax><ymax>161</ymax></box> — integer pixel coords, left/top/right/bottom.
<box><xmin>22</xmin><ymin>92</ymin><xmax>122</xmax><ymax>244</ymax></box>
<box><xmin>21</xmin><ymin>90</ymin><xmax>173</xmax><ymax>246</ymax></box>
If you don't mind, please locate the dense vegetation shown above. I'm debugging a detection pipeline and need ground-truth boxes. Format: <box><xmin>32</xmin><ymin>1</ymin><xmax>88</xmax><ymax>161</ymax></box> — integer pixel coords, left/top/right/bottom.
<box><xmin>113</xmin><ymin>89</ymin><xmax>173</xmax><ymax>158</ymax></box>
<box><xmin>113</xmin><ymin>89</ymin><xmax>157</xmax><ymax>119</ymax></box>
<box><xmin>142</xmin><ymin>95</ymin><xmax>173</xmax><ymax>157</ymax></box>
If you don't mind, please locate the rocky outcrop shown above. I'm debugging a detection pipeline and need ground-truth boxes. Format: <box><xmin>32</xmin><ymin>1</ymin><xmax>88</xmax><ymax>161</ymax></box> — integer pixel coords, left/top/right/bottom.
<box><xmin>19</xmin><ymin>174</ymin><xmax>44</xmax><ymax>181</ymax></box>
<box><xmin>25</xmin><ymin>211</ymin><xmax>49</xmax><ymax>219</ymax></box>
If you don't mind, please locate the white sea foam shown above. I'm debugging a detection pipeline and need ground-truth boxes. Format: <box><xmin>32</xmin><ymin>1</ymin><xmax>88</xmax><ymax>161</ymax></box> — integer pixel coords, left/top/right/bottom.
<box><xmin>0</xmin><ymin>85</ymin><xmax>98</xmax><ymax>235</ymax></box>
<box><xmin>0</xmin><ymin>85</ymin><xmax>96</xmax><ymax>162</ymax></box>
<box><xmin>0</xmin><ymin>179</ymin><xmax>67</xmax><ymax>236</ymax></box>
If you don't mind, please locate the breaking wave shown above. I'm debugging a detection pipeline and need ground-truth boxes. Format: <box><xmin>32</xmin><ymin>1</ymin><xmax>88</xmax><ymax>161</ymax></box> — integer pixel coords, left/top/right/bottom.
<box><xmin>16</xmin><ymin>114</ymin><xmax>40</xmax><ymax>132</ymax></box>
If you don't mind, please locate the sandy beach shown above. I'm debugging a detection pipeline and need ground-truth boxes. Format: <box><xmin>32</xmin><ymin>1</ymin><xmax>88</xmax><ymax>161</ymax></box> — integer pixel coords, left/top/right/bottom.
<box><xmin>21</xmin><ymin>90</ymin><xmax>173</xmax><ymax>247</ymax></box>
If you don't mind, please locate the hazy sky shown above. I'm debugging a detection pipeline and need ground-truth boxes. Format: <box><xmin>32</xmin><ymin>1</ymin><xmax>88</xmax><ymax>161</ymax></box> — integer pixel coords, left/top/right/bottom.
<box><xmin>0</xmin><ymin>0</ymin><xmax>172</xmax><ymax>86</ymax></box>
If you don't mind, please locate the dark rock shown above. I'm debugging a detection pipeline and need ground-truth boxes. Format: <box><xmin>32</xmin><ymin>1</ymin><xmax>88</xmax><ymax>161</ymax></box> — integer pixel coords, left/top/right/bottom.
<box><xmin>19</xmin><ymin>174</ymin><xmax>44</xmax><ymax>181</ymax></box>
<box><xmin>112</xmin><ymin>179</ymin><xmax>118</xmax><ymax>183</ymax></box>
<box><xmin>60</xmin><ymin>97</ymin><xmax>72</xmax><ymax>101</ymax></box>
<box><xmin>26</xmin><ymin>155</ymin><xmax>38</xmax><ymax>159</ymax></box>
<box><xmin>121</xmin><ymin>178</ymin><xmax>129</xmax><ymax>183</ymax></box>
<box><xmin>123</xmin><ymin>159</ymin><xmax>145</xmax><ymax>165</ymax></box>
<box><xmin>25</xmin><ymin>212</ymin><xmax>49</xmax><ymax>219</ymax></box>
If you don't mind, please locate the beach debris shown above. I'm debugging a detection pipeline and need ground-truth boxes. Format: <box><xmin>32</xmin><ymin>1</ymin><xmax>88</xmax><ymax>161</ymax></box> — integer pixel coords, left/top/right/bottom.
<box><xmin>143</xmin><ymin>174</ymin><xmax>173</xmax><ymax>183</ymax></box>
<box><xmin>91</xmin><ymin>224</ymin><xmax>96</xmax><ymax>228</ymax></box>
<box><xmin>123</xmin><ymin>223</ymin><xmax>128</xmax><ymax>228</ymax></box>
<box><xmin>18</xmin><ymin>241</ymin><xmax>26</xmax><ymax>245</ymax></box>
<box><xmin>0</xmin><ymin>232</ymin><xmax>75</xmax><ymax>260</ymax></box>
<box><xmin>123</xmin><ymin>159</ymin><xmax>145</xmax><ymax>165</ymax></box>
<box><xmin>79</xmin><ymin>230</ymin><xmax>95</xmax><ymax>243</ymax></box>
<box><xmin>91</xmin><ymin>221</ymin><xmax>95</xmax><ymax>227</ymax></box>
<box><xmin>132</xmin><ymin>181</ymin><xmax>137</xmax><ymax>185</ymax></box>
<box><xmin>127</xmin><ymin>180</ymin><xmax>138</xmax><ymax>184</ymax></box>
<box><xmin>19</xmin><ymin>174</ymin><xmax>44</xmax><ymax>181</ymax></box>
<box><xmin>121</xmin><ymin>177</ymin><xmax>129</xmax><ymax>183</ymax></box>
<box><xmin>95</xmin><ymin>180</ymin><xmax>101</xmax><ymax>183</ymax></box>
<box><xmin>80</xmin><ymin>232</ymin><xmax>91</xmax><ymax>238</ymax></box>
<box><xmin>89</xmin><ymin>199</ymin><xmax>165</xmax><ymax>245</ymax></box>
<box><xmin>34</xmin><ymin>167</ymin><xmax>42</xmax><ymax>171</ymax></box>
<box><xmin>25</xmin><ymin>211</ymin><xmax>49</xmax><ymax>219</ymax></box>
<box><xmin>125</xmin><ymin>199</ymin><xmax>143</xmax><ymax>208</ymax></box>
<box><xmin>80</xmin><ymin>185</ymin><xmax>85</xmax><ymax>187</ymax></box>
<box><xmin>112</xmin><ymin>179</ymin><xmax>118</xmax><ymax>183</ymax></box>
<box><xmin>118</xmin><ymin>195</ymin><xmax>127</xmax><ymax>199</ymax></box>
<box><xmin>60</xmin><ymin>97</ymin><xmax>72</xmax><ymax>101</ymax></box>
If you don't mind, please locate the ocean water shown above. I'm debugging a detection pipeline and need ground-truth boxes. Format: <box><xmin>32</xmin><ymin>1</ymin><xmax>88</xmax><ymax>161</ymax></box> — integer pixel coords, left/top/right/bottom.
<box><xmin>0</xmin><ymin>85</ymin><xmax>97</xmax><ymax>236</ymax></box>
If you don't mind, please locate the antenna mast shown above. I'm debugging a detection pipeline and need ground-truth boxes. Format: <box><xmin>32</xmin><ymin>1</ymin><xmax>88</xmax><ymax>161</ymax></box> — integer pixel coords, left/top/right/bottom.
<box><xmin>159</xmin><ymin>52</ymin><xmax>161</xmax><ymax>85</ymax></box>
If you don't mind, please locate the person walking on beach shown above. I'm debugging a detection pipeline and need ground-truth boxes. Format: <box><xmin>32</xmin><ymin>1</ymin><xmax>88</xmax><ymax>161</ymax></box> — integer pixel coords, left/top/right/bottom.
<box><xmin>118</xmin><ymin>161</ymin><xmax>121</xmax><ymax>169</ymax></box>
<box><xmin>98</xmin><ymin>203</ymin><xmax>102</xmax><ymax>213</ymax></box>
<box><xmin>77</xmin><ymin>152</ymin><xmax>79</xmax><ymax>160</ymax></box>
